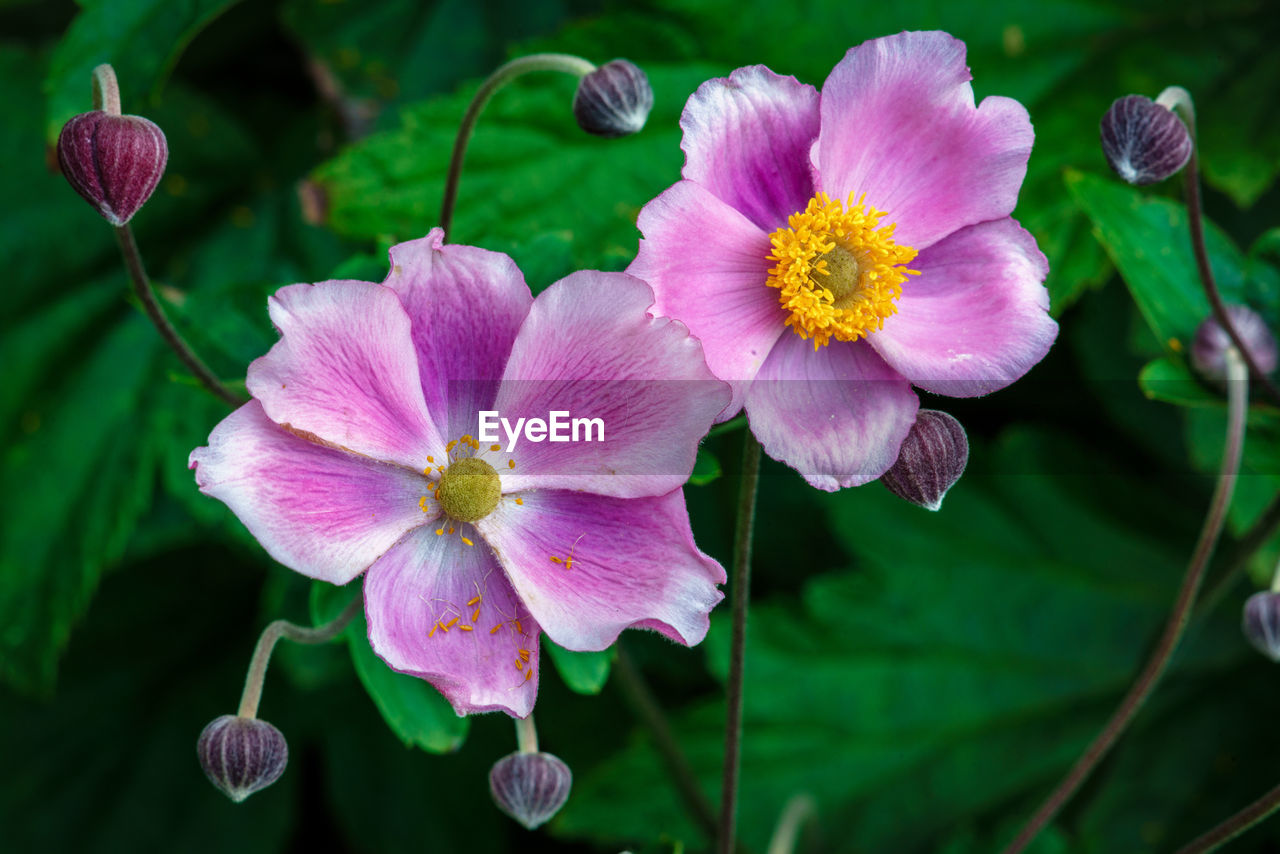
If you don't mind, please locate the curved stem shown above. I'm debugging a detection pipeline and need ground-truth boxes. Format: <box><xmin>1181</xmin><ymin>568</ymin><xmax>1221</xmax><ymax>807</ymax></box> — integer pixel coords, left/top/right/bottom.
<box><xmin>1001</xmin><ymin>349</ymin><xmax>1249</xmax><ymax>854</ymax></box>
<box><xmin>237</xmin><ymin>594</ymin><xmax>363</xmax><ymax>719</ymax></box>
<box><xmin>767</xmin><ymin>794</ymin><xmax>817</xmax><ymax>854</ymax></box>
<box><xmin>1193</xmin><ymin>492</ymin><xmax>1280</xmax><ymax>619</ymax></box>
<box><xmin>114</xmin><ymin>224</ymin><xmax>244</xmax><ymax>408</ymax></box>
<box><xmin>1175</xmin><ymin>779</ymin><xmax>1280</xmax><ymax>854</ymax></box>
<box><xmin>719</xmin><ymin>433</ymin><xmax>763</xmax><ymax>854</ymax></box>
<box><xmin>439</xmin><ymin>53</ymin><xmax>596</xmax><ymax>238</ymax></box>
<box><xmin>92</xmin><ymin>63</ymin><xmax>121</xmax><ymax>115</ymax></box>
<box><xmin>614</xmin><ymin>645</ymin><xmax>718</xmax><ymax>840</ymax></box>
<box><xmin>1157</xmin><ymin>86</ymin><xmax>1280</xmax><ymax>406</ymax></box>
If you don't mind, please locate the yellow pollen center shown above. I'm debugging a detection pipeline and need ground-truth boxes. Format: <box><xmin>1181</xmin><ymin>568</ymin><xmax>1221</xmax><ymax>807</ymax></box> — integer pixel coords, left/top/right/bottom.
<box><xmin>766</xmin><ymin>192</ymin><xmax>919</xmax><ymax>349</ymax></box>
<box><xmin>435</xmin><ymin>457</ymin><xmax>501</xmax><ymax>523</ymax></box>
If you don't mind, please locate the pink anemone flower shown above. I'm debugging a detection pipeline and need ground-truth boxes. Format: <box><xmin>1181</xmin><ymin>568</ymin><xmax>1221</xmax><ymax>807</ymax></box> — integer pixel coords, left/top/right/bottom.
<box><xmin>629</xmin><ymin>30</ymin><xmax>1059</xmax><ymax>490</ymax></box>
<box><xmin>190</xmin><ymin>229</ymin><xmax>729</xmax><ymax>718</ymax></box>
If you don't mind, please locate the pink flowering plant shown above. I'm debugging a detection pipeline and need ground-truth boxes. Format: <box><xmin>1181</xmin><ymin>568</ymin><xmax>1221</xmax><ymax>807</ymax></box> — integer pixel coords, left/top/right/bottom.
<box><xmin>631</xmin><ymin>31</ymin><xmax>1058</xmax><ymax>488</ymax></box>
<box><xmin>18</xmin><ymin>5</ymin><xmax>1280</xmax><ymax>854</ymax></box>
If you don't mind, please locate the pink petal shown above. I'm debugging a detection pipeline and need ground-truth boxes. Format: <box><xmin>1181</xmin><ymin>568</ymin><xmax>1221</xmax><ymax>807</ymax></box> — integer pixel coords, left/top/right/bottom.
<box><xmin>247</xmin><ymin>279</ymin><xmax>444</xmax><ymax>469</ymax></box>
<box><xmin>871</xmin><ymin>218</ymin><xmax>1057</xmax><ymax>397</ymax></box>
<box><xmin>188</xmin><ymin>401</ymin><xmax>432</xmax><ymax>585</ymax></box>
<box><xmin>477</xmin><ymin>489</ymin><xmax>724</xmax><ymax>651</ymax></box>
<box><xmin>382</xmin><ymin>229</ymin><xmax>533</xmax><ymax>439</ymax></box>
<box><xmin>490</xmin><ymin>271</ymin><xmax>730</xmax><ymax>498</ymax></box>
<box><xmin>680</xmin><ymin>65</ymin><xmax>819</xmax><ymax>231</ymax></box>
<box><xmin>629</xmin><ymin>180</ymin><xmax>786</xmax><ymax>416</ymax></box>
<box><xmin>364</xmin><ymin>527</ymin><xmax>541</xmax><ymax>718</ymax></box>
<box><xmin>813</xmin><ymin>31</ymin><xmax>1034</xmax><ymax>250</ymax></box>
<box><xmin>745</xmin><ymin>332</ymin><xmax>919</xmax><ymax>491</ymax></box>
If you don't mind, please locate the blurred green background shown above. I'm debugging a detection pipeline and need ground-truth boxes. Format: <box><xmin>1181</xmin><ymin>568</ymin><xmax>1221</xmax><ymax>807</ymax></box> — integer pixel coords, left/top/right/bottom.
<box><xmin>3</xmin><ymin>0</ymin><xmax>1280</xmax><ymax>851</ymax></box>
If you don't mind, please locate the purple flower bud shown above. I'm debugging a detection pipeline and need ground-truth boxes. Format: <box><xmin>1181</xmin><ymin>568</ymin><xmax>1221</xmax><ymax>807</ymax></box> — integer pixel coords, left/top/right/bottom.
<box><xmin>489</xmin><ymin>751</ymin><xmax>572</xmax><ymax>829</ymax></box>
<box><xmin>1191</xmin><ymin>304</ymin><xmax>1277</xmax><ymax>383</ymax></box>
<box><xmin>1099</xmin><ymin>95</ymin><xmax>1192</xmax><ymax>185</ymax></box>
<box><xmin>880</xmin><ymin>410</ymin><xmax>969</xmax><ymax>512</ymax></box>
<box><xmin>573</xmin><ymin>60</ymin><xmax>653</xmax><ymax>138</ymax></box>
<box><xmin>1243</xmin><ymin>591</ymin><xmax>1280</xmax><ymax>661</ymax></box>
<box><xmin>56</xmin><ymin>110</ymin><xmax>168</xmax><ymax>226</ymax></box>
<box><xmin>197</xmin><ymin>715</ymin><xmax>288</xmax><ymax>803</ymax></box>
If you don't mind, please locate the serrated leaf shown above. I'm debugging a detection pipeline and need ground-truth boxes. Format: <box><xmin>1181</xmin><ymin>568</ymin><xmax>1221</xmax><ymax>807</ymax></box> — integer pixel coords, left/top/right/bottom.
<box><xmin>44</xmin><ymin>0</ymin><xmax>244</xmax><ymax>142</ymax></box>
<box><xmin>310</xmin><ymin>580</ymin><xmax>469</xmax><ymax>752</ymax></box>
<box><xmin>543</xmin><ymin>636</ymin><xmax>613</xmax><ymax>695</ymax></box>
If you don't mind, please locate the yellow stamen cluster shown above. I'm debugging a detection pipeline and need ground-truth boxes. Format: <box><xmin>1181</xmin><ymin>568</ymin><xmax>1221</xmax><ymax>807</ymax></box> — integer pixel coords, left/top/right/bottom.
<box><xmin>766</xmin><ymin>192</ymin><xmax>919</xmax><ymax>349</ymax></box>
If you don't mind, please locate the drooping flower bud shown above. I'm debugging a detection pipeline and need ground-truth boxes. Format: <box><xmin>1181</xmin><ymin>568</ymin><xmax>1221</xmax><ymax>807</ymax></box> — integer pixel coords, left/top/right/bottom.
<box><xmin>1191</xmin><ymin>304</ymin><xmax>1277</xmax><ymax>384</ymax></box>
<box><xmin>880</xmin><ymin>410</ymin><xmax>969</xmax><ymax>512</ymax></box>
<box><xmin>1099</xmin><ymin>94</ymin><xmax>1193</xmax><ymax>185</ymax></box>
<box><xmin>197</xmin><ymin>715</ymin><xmax>288</xmax><ymax>803</ymax></box>
<box><xmin>489</xmin><ymin>751</ymin><xmax>572</xmax><ymax>829</ymax></box>
<box><xmin>1243</xmin><ymin>591</ymin><xmax>1280</xmax><ymax>661</ymax></box>
<box><xmin>573</xmin><ymin>59</ymin><xmax>653</xmax><ymax>138</ymax></box>
<box><xmin>56</xmin><ymin>110</ymin><xmax>168</xmax><ymax>226</ymax></box>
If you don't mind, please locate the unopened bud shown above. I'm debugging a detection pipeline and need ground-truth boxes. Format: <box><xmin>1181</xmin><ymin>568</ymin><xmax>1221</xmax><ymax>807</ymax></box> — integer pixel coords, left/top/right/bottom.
<box><xmin>1191</xmin><ymin>305</ymin><xmax>1277</xmax><ymax>383</ymax></box>
<box><xmin>573</xmin><ymin>60</ymin><xmax>653</xmax><ymax>138</ymax></box>
<box><xmin>489</xmin><ymin>751</ymin><xmax>572</xmax><ymax>830</ymax></box>
<box><xmin>1099</xmin><ymin>95</ymin><xmax>1192</xmax><ymax>185</ymax></box>
<box><xmin>1243</xmin><ymin>591</ymin><xmax>1280</xmax><ymax>661</ymax></box>
<box><xmin>57</xmin><ymin>110</ymin><xmax>168</xmax><ymax>226</ymax></box>
<box><xmin>197</xmin><ymin>715</ymin><xmax>288</xmax><ymax>803</ymax></box>
<box><xmin>880</xmin><ymin>410</ymin><xmax>968</xmax><ymax>512</ymax></box>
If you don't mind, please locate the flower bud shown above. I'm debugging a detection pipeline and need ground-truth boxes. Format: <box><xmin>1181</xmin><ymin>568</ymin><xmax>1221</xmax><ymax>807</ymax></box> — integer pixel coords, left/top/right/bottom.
<box><xmin>1191</xmin><ymin>304</ymin><xmax>1277</xmax><ymax>383</ymax></box>
<box><xmin>489</xmin><ymin>751</ymin><xmax>572</xmax><ymax>829</ymax></box>
<box><xmin>573</xmin><ymin>60</ymin><xmax>653</xmax><ymax>138</ymax></box>
<box><xmin>880</xmin><ymin>410</ymin><xmax>969</xmax><ymax>512</ymax></box>
<box><xmin>56</xmin><ymin>110</ymin><xmax>168</xmax><ymax>226</ymax></box>
<box><xmin>1099</xmin><ymin>94</ymin><xmax>1192</xmax><ymax>185</ymax></box>
<box><xmin>1243</xmin><ymin>591</ymin><xmax>1280</xmax><ymax>661</ymax></box>
<box><xmin>197</xmin><ymin>715</ymin><xmax>288</xmax><ymax>803</ymax></box>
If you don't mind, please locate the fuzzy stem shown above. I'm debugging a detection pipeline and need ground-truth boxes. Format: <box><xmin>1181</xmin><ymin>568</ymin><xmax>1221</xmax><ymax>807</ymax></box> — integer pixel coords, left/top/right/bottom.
<box><xmin>614</xmin><ymin>645</ymin><xmax>718</xmax><ymax>840</ymax></box>
<box><xmin>114</xmin><ymin>225</ymin><xmax>244</xmax><ymax>408</ymax></box>
<box><xmin>719</xmin><ymin>433</ymin><xmax>763</xmax><ymax>854</ymax></box>
<box><xmin>1000</xmin><ymin>348</ymin><xmax>1249</xmax><ymax>854</ymax></box>
<box><xmin>439</xmin><ymin>53</ymin><xmax>596</xmax><ymax>238</ymax></box>
<box><xmin>515</xmin><ymin>714</ymin><xmax>539</xmax><ymax>754</ymax></box>
<box><xmin>1194</xmin><ymin>492</ymin><xmax>1280</xmax><ymax>617</ymax></box>
<box><xmin>1157</xmin><ymin>86</ymin><xmax>1280</xmax><ymax>406</ymax></box>
<box><xmin>92</xmin><ymin>63</ymin><xmax>121</xmax><ymax>115</ymax></box>
<box><xmin>766</xmin><ymin>794</ymin><xmax>817</xmax><ymax>854</ymax></box>
<box><xmin>237</xmin><ymin>594</ymin><xmax>363</xmax><ymax>719</ymax></box>
<box><xmin>1174</xmin><ymin>779</ymin><xmax>1280</xmax><ymax>854</ymax></box>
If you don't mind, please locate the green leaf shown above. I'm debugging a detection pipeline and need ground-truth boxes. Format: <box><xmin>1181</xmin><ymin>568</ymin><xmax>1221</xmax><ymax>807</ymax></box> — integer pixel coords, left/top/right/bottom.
<box><xmin>687</xmin><ymin>447</ymin><xmax>722</xmax><ymax>487</ymax></box>
<box><xmin>543</xmin><ymin>636</ymin><xmax>613</xmax><ymax>695</ymax></box>
<box><xmin>1066</xmin><ymin>169</ymin><xmax>1249</xmax><ymax>349</ymax></box>
<box><xmin>310</xmin><ymin>580</ymin><xmax>469</xmax><ymax>753</ymax></box>
<box><xmin>1137</xmin><ymin>356</ymin><xmax>1222</xmax><ymax>409</ymax></box>
<box><xmin>43</xmin><ymin>0</ymin><xmax>244</xmax><ymax>142</ymax></box>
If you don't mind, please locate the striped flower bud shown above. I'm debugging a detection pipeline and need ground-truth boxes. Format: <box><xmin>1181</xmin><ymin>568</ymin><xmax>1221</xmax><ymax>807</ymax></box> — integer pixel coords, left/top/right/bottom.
<box><xmin>573</xmin><ymin>60</ymin><xmax>653</xmax><ymax>138</ymax></box>
<box><xmin>489</xmin><ymin>751</ymin><xmax>572</xmax><ymax>830</ymax></box>
<box><xmin>1243</xmin><ymin>591</ymin><xmax>1280</xmax><ymax>662</ymax></box>
<box><xmin>1191</xmin><ymin>305</ymin><xmax>1278</xmax><ymax>384</ymax></box>
<box><xmin>197</xmin><ymin>715</ymin><xmax>288</xmax><ymax>803</ymax></box>
<box><xmin>56</xmin><ymin>110</ymin><xmax>168</xmax><ymax>226</ymax></box>
<box><xmin>880</xmin><ymin>410</ymin><xmax>969</xmax><ymax>511</ymax></box>
<box><xmin>1099</xmin><ymin>94</ymin><xmax>1192</xmax><ymax>185</ymax></box>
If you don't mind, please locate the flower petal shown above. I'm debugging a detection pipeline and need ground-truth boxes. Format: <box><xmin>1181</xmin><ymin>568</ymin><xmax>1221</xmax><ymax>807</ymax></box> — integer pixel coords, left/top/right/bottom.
<box><xmin>188</xmin><ymin>401</ymin><xmax>431</xmax><ymax>584</ymax></box>
<box><xmin>871</xmin><ymin>218</ymin><xmax>1057</xmax><ymax>397</ymax></box>
<box><xmin>813</xmin><ymin>31</ymin><xmax>1034</xmax><ymax>250</ymax></box>
<box><xmin>247</xmin><ymin>279</ymin><xmax>444</xmax><ymax>468</ymax></box>
<box><xmin>629</xmin><ymin>180</ymin><xmax>786</xmax><ymax>416</ymax></box>
<box><xmin>680</xmin><ymin>65</ymin><xmax>819</xmax><ymax>231</ymax></box>
<box><xmin>745</xmin><ymin>333</ymin><xmax>919</xmax><ymax>490</ymax></box>
<box><xmin>383</xmin><ymin>229</ymin><xmax>533</xmax><ymax>439</ymax></box>
<box><xmin>490</xmin><ymin>271</ymin><xmax>730</xmax><ymax>498</ymax></box>
<box><xmin>364</xmin><ymin>526</ymin><xmax>541</xmax><ymax>718</ymax></box>
<box><xmin>477</xmin><ymin>489</ymin><xmax>724</xmax><ymax>651</ymax></box>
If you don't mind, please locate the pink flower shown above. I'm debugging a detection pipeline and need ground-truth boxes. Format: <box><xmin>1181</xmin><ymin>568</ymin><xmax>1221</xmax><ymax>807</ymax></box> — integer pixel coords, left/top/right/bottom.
<box><xmin>189</xmin><ymin>229</ymin><xmax>728</xmax><ymax>718</ymax></box>
<box><xmin>629</xmin><ymin>31</ymin><xmax>1058</xmax><ymax>490</ymax></box>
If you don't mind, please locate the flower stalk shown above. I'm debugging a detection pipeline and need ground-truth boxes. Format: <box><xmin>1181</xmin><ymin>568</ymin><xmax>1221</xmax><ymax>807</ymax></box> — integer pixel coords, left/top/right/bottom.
<box><xmin>719</xmin><ymin>432</ymin><xmax>763</xmax><ymax>854</ymax></box>
<box><xmin>237</xmin><ymin>594</ymin><xmax>363</xmax><ymax>719</ymax></box>
<box><xmin>1174</xmin><ymin>779</ymin><xmax>1280</xmax><ymax>853</ymax></box>
<box><xmin>1001</xmin><ymin>347</ymin><xmax>1249</xmax><ymax>854</ymax></box>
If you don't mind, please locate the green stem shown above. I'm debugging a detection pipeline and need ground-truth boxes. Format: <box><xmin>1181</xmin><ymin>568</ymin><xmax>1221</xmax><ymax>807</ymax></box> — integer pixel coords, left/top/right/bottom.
<box><xmin>515</xmin><ymin>713</ymin><xmax>539</xmax><ymax>754</ymax></box>
<box><xmin>439</xmin><ymin>53</ymin><xmax>596</xmax><ymax>238</ymax></box>
<box><xmin>614</xmin><ymin>645</ymin><xmax>719</xmax><ymax>840</ymax></box>
<box><xmin>1000</xmin><ymin>348</ymin><xmax>1249</xmax><ymax>854</ymax></box>
<box><xmin>719</xmin><ymin>433</ymin><xmax>763</xmax><ymax>854</ymax></box>
<box><xmin>114</xmin><ymin>224</ymin><xmax>244</xmax><ymax>408</ymax></box>
<box><xmin>1174</xmin><ymin>779</ymin><xmax>1280</xmax><ymax>854</ymax></box>
<box><xmin>766</xmin><ymin>794</ymin><xmax>817</xmax><ymax>854</ymax></box>
<box><xmin>1156</xmin><ymin>86</ymin><xmax>1280</xmax><ymax>407</ymax></box>
<box><xmin>237</xmin><ymin>594</ymin><xmax>363</xmax><ymax>719</ymax></box>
